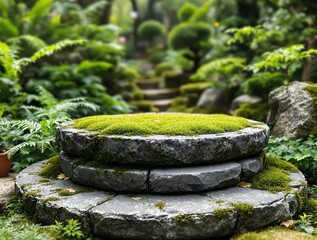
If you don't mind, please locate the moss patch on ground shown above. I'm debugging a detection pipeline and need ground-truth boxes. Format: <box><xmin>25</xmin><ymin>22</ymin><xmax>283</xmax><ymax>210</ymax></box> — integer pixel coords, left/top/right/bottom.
<box><xmin>233</xmin><ymin>226</ymin><xmax>316</xmax><ymax>240</ymax></box>
<box><xmin>38</xmin><ymin>156</ymin><xmax>61</xmax><ymax>179</ymax></box>
<box><xmin>234</xmin><ymin>102</ymin><xmax>269</xmax><ymax>122</ymax></box>
<box><xmin>71</xmin><ymin>113</ymin><xmax>255</xmax><ymax>136</ymax></box>
<box><xmin>250</xmin><ymin>156</ymin><xmax>298</xmax><ymax>193</ymax></box>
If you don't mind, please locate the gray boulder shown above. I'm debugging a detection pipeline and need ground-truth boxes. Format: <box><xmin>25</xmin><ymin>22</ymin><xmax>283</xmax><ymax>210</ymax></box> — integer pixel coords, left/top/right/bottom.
<box><xmin>197</xmin><ymin>88</ymin><xmax>232</xmax><ymax>113</ymax></box>
<box><xmin>230</xmin><ymin>94</ymin><xmax>262</xmax><ymax>113</ymax></box>
<box><xmin>267</xmin><ymin>81</ymin><xmax>316</xmax><ymax>138</ymax></box>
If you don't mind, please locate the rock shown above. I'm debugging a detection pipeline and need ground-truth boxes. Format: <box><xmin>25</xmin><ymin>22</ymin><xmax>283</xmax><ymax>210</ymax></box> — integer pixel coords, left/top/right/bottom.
<box><xmin>230</xmin><ymin>94</ymin><xmax>262</xmax><ymax>113</ymax></box>
<box><xmin>234</xmin><ymin>155</ymin><xmax>265</xmax><ymax>180</ymax></box>
<box><xmin>206</xmin><ymin>187</ymin><xmax>297</xmax><ymax>233</ymax></box>
<box><xmin>267</xmin><ymin>81</ymin><xmax>316</xmax><ymax>138</ymax></box>
<box><xmin>0</xmin><ymin>175</ymin><xmax>15</xmax><ymax>213</ymax></box>
<box><xmin>60</xmin><ymin>152</ymin><xmax>149</xmax><ymax>192</ymax></box>
<box><xmin>196</xmin><ymin>88</ymin><xmax>232</xmax><ymax>113</ymax></box>
<box><xmin>15</xmin><ymin>160</ymin><xmax>306</xmax><ymax>240</ymax></box>
<box><xmin>149</xmin><ymin>162</ymin><xmax>241</xmax><ymax>193</ymax></box>
<box><xmin>57</xmin><ymin>123</ymin><xmax>269</xmax><ymax>167</ymax></box>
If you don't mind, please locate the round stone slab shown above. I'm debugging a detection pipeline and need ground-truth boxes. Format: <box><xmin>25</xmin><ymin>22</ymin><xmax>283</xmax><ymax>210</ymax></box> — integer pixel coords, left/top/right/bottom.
<box><xmin>56</xmin><ymin>122</ymin><xmax>269</xmax><ymax>166</ymax></box>
<box><xmin>60</xmin><ymin>152</ymin><xmax>265</xmax><ymax>193</ymax></box>
<box><xmin>16</xmin><ymin>160</ymin><xmax>306</xmax><ymax>240</ymax></box>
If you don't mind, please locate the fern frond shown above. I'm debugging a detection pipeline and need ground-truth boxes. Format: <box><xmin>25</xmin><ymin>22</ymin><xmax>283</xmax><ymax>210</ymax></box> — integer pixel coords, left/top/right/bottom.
<box><xmin>8</xmin><ymin>35</ymin><xmax>47</xmax><ymax>51</ymax></box>
<box><xmin>0</xmin><ymin>0</ymin><xmax>9</xmax><ymax>18</ymax></box>
<box><xmin>7</xmin><ymin>141</ymin><xmax>37</xmax><ymax>156</ymax></box>
<box><xmin>28</xmin><ymin>0</ymin><xmax>53</xmax><ymax>33</ymax></box>
<box><xmin>0</xmin><ymin>41</ymin><xmax>17</xmax><ymax>79</ymax></box>
<box><xmin>30</xmin><ymin>39</ymin><xmax>85</xmax><ymax>62</ymax></box>
<box><xmin>83</xmin><ymin>1</ymin><xmax>107</xmax><ymax>22</ymax></box>
<box><xmin>11</xmin><ymin>119</ymin><xmax>42</xmax><ymax>134</ymax></box>
<box><xmin>0</xmin><ymin>18</ymin><xmax>19</xmax><ymax>38</ymax></box>
<box><xmin>34</xmin><ymin>86</ymin><xmax>58</xmax><ymax>108</ymax></box>
<box><xmin>54</xmin><ymin>100</ymin><xmax>100</xmax><ymax>113</ymax></box>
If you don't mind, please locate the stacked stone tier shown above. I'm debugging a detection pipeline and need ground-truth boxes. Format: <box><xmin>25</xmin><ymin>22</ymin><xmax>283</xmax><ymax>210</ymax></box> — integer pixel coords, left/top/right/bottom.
<box><xmin>56</xmin><ymin>122</ymin><xmax>269</xmax><ymax>166</ymax></box>
<box><xmin>60</xmin><ymin>151</ymin><xmax>265</xmax><ymax>193</ymax></box>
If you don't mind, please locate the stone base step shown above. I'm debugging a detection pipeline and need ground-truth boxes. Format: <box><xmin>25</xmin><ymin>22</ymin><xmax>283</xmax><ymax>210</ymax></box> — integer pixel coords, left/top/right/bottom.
<box><xmin>151</xmin><ymin>98</ymin><xmax>174</xmax><ymax>111</ymax></box>
<box><xmin>60</xmin><ymin>151</ymin><xmax>265</xmax><ymax>193</ymax></box>
<box><xmin>142</xmin><ymin>88</ymin><xmax>179</xmax><ymax>100</ymax></box>
<box><xmin>16</xmin><ymin>160</ymin><xmax>306</xmax><ymax>240</ymax></box>
<box><xmin>136</xmin><ymin>80</ymin><xmax>160</xmax><ymax>90</ymax></box>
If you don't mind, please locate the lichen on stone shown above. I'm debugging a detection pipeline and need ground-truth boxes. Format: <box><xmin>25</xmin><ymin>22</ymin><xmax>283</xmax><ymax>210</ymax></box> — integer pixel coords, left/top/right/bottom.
<box><xmin>153</xmin><ymin>201</ymin><xmax>166</xmax><ymax>211</ymax></box>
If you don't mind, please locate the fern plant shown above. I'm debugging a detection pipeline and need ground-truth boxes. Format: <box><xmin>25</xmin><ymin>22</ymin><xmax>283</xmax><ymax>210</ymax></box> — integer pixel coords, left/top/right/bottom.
<box><xmin>1</xmin><ymin>86</ymin><xmax>99</xmax><ymax>172</ymax></box>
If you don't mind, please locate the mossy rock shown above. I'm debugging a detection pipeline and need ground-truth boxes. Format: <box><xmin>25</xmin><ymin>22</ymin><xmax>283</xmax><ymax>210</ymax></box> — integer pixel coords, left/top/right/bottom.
<box><xmin>57</xmin><ymin>113</ymin><xmax>269</xmax><ymax>166</ymax></box>
<box><xmin>234</xmin><ymin>102</ymin><xmax>269</xmax><ymax>122</ymax></box>
<box><xmin>129</xmin><ymin>100</ymin><xmax>159</xmax><ymax>113</ymax></box>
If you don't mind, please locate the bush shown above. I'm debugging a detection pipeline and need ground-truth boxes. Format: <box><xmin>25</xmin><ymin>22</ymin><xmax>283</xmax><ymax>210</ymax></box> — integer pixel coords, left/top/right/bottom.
<box><xmin>177</xmin><ymin>3</ymin><xmax>197</xmax><ymax>22</ymax></box>
<box><xmin>138</xmin><ymin>20</ymin><xmax>165</xmax><ymax>45</ymax></box>
<box><xmin>242</xmin><ymin>72</ymin><xmax>285</xmax><ymax>100</ymax></box>
<box><xmin>168</xmin><ymin>22</ymin><xmax>210</xmax><ymax>51</ymax></box>
<box><xmin>234</xmin><ymin>102</ymin><xmax>269</xmax><ymax>122</ymax></box>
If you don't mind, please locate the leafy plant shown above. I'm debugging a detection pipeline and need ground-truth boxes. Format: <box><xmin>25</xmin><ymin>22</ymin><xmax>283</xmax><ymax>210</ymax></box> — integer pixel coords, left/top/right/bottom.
<box><xmin>294</xmin><ymin>213</ymin><xmax>317</xmax><ymax>235</ymax></box>
<box><xmin>54</xmin><ymin>219</ymin><xmax>85</xmax><ymax>240</ymax></box>
<box><xmin>138</xmin><ymin>20</ymin><xmax>165</xmax><ymax>46</ymax></box>
<box><xmin>266</xmin><ymin>135</ymin><xmax>317</xmax><ymax>183</ymax></box>
<box><xmin>1</xmin><ymin>86</ymin><xmax>99</xmax><ymax>172</ymax></box>
<box><xmin>191</xmin><ymin>57</ymin><xmax>246</xmax><ymax>88</ymax></box>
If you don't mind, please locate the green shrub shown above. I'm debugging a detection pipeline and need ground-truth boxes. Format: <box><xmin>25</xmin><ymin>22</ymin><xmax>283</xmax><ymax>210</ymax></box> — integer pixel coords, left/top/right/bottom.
<box><xmin>138</xmin><ymin>20</ymin><xmax>165</xmax><ymax>45</ymax></box>
<box><xmin>266</xmin><ymin>135</ymin><xmax>317</xmax><ymax>184</ymax></box>
<box><xmin>233</xmin><ymin>102</ymin><xmax>269</xmax><ymax>122</ymax></box>
<box><xmin>180</xmin><ymin>82</ymin><xmax>210</xmax><ymax>95</ymax></box>
<box><xmin>168</xmin><ymin>22</ymin><xmax>210</xmax><ymax>51</ymax></box>
<box><xmin>242</xmin><ymin>72</ymin><xmax>285</xmax><ymax>100</ymax></box>
<box><xmin>177</xmin><ymin>3</ymin><xmax>197</xmax><ymax>22</ymax></box>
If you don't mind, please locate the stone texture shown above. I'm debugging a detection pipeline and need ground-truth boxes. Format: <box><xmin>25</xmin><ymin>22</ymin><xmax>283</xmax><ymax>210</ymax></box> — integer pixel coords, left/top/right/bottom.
<box><xmin>206</xmin><ymin>187</ymin><xmax>299</xmax><ymax>233</ymax></box>
<box><xmin>197</xmin><ymin>88</ymin><xmax>232</xmax><ymax>113</ymax></box>
<box><xmin>57</xmin><ymin>123</ymin><xmax>269</xmax><ymax>166</ymax></box>
<box><xmin>234</xmin><ymin>155</ymin><xmax>265</xmax><ymax>180</ymax></box>
<box><xmin>149</xmin><ymin>162</ymin><xmax>241</xmax><ymax>193</ymax></box>
<box><xmin>90</xmin><ymin>194</ymin><xmax>236</xmax><ymax>240</ymax></box>
<box><xmin>15</xmin><ymin>160</ymin><xmax>306</xmax><ymax>240</ymax></box>
<box><xmin>267</xmin><ymin>81</ymin><xmax>316</xmax><ymax>138</ymax></box>
<box><xmin>60</xmin><ymin>152</ymin><xmax>149</xmax><ymax>192</ymax></box>
<box><xmin>230</xmin><ymin>94</ymin><xmax>262</xmax><ymax>113</ymax></box>
<box><xmin>15</xmin><ymin>161</ymin><xmax>114</xmax><ymax>232</ymax></box>
<box><xmin>0</xmin><ymin>174</ymin><xmax>15</xmax><ymax>213</ymax></box>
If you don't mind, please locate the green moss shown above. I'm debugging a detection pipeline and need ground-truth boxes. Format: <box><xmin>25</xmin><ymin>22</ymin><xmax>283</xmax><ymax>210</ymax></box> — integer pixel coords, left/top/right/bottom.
<box><xmin>175</xmin><ymin>214</ymin><xmax>196</xmax><ymax>224</ymax></box>
<box><xmin>213</xmin><ymin>208</ymin><xmax>233</xmax><ymax>221</ymax></box>
<box><xmin>266</xmin><ymin>156</ymin><xmax>299</xmax><ymax>173</ymax></box>
<box><xmin>72</xmin><ymin>113</ymin><xmax>254</xmax><ymax>136</ymax></box>
<box><xmin>40</xmin><ymin>197</ymin><xmax>60</xmax><ymax>204</ymax></box>
<box><xmin>154</xmin><ymin>201</ymin><xmax>166</xmax><ymax>211</ymax></box>
<box><xmin>38</xmin><ymin>156</ymin><xmax>61</xmax><ymax>179</ymax></box>
<box><xmin>38</xmin><ymin>178</ymin><xmax>51</xmax><ymax>183</ymax></box>
<box><xmin>180</xmin><ymin>82</ymin><xmax>210</xmax><ymax>95</ymax></box>
<box><xmin>233</xmin><ymin>226</ymin><xmax>316</xmax><ymax>240</ymax></box>
<box><xmin>305</xmin><ymin>84</ymin><xmax>317</xmax><ymax>135</ymax></box>
<box><xmin>55</xmin><ymin>187</ymin><xmax>94</xmax><ymax>196</ymax></box>
<box><xmin>305</xmin><ymin>198</ymin><xmax>317</xmax><ymax>218</ymax></box>
<box><xmin>230</xmin><ymin>203</ymin><xmax>254</xmax><ymax>217</ymax></box>
<box><xmin>250</xmin><ymin>166</ymin><xmax>291</xmax><ymax>193</ymax></box>
<box><xmin>234</xmin><ymin>102</ymin><xmax>269</xmax><ymax>122</ymax></box>
<box><xmin>294</xmin><ymin>190</ymin><xmax>305</xmax><ymax>212</ymax></box>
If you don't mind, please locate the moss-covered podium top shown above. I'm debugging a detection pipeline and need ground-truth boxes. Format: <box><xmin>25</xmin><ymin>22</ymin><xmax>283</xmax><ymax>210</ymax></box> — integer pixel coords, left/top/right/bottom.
<box><xmin>71</xmin><ymin>113</ymin><xmax>254</xmax><ymax>136</ymax></box>
<box><xmin>57</xmin><ymin>113</ymin><xmax>269</xmax><ymax>166</ymax></box>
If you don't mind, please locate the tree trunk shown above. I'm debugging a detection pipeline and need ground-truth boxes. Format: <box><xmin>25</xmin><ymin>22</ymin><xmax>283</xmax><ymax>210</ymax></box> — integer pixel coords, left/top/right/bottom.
<box><xmin>99</xmin><ymin>0</ymin><xmax>113</xmax><ymax>24</ymax></box>
<box><xmin>146</xmin><ymin>0</ymin><xmax>156</xmax><ymax>20</ymax></box>
<box><xmin>131</xmin><ymin>0</ymin><xmax>139</xmax><ymax>51</ymax></box>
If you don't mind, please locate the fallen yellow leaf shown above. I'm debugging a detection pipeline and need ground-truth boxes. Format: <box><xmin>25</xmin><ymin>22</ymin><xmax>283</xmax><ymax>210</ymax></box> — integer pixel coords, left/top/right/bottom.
<box><xmin>57</xmin><ymin>173</ymin><xmax>70</xmax><ymax>180</ymax></box>
<box><xmin>280</xmin><ymin>219</ymin><xmax>294</xmax><ymax>228</ymax></box>
<box><xmin>238</xmin><ymin>181</ymin><xmax>252</xmax><ymax>188</ymax></box>
<box><xmin>66</xmin><ymin>188</ymin><xmax>76</xmax><ymax>193</ymax></box>
<box><xmin>131</xmin><ymin>196</ymin><xmax>142</xmax><ymax>201</ymax></box>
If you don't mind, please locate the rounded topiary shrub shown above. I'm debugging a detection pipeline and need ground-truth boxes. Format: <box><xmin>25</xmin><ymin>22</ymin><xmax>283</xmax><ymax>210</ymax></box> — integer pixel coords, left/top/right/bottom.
<box><xmin>177</xmin><ymin>3</ymin><xmax>197</xmax><ymax>22</ymax></box>
<box><xmin>242</xmin><ymin>72</ymin><xmax>285</xmax><ymax>100</ymax></box>
<box><xmin>138</xmin><ymin>20</ymin><xmax>165</xmax><ymax>45</ymax></box>
<box><xmin>168</xmin><ymin>22</ymin><xmax>210</xmax><ymax>51</ymax></box>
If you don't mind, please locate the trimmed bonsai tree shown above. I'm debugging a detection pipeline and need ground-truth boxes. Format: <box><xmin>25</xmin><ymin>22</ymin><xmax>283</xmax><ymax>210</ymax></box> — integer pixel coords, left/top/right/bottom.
<box><xmin>168</xmin><ymin>22</ymin><xmax>211</xmax><ymax>71</ymax></box>
<box><xmin>177</xmin><ymin>3</ymin><xmax>197</xmax><ymax>22</ymax></box>
<box><xmin>138</xmin><ymin>20</ymin><xmax>165</xmax><ymax>47</ymax></box>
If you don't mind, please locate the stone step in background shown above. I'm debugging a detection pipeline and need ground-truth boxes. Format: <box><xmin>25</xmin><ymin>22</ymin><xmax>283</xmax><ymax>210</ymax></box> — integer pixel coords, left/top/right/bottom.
<box><xmin>15</xmin><ymin>160</ymin><xmax>306</xmax><ymax>240</ymax></box>
<box><xmin>60</xmin><ymin>152</ymin><xmax>264</xmax><ymax>193</ymax></box>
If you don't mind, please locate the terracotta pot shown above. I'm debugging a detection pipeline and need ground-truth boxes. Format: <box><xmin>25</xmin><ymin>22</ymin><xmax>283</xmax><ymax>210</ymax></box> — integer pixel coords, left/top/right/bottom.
<box><xmin>0</xmin><ymin>150</ymin><xmax>11</xmax><ymax>177</ymax></box>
